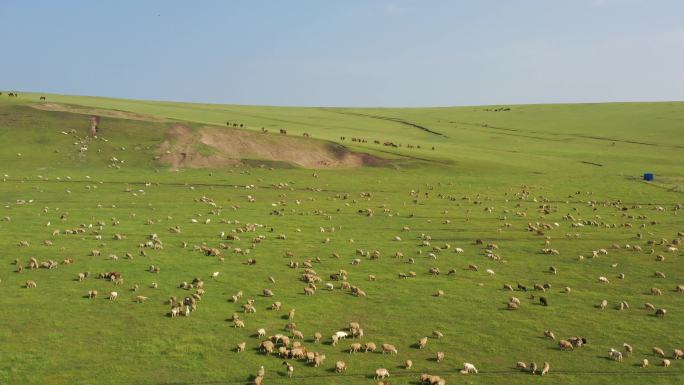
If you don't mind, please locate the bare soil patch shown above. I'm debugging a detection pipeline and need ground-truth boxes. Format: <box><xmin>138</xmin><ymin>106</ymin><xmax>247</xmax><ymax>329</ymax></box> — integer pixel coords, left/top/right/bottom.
<box><xmin>158</xmin><ymin>124</ymin><xmax>384</xmax><ymax>169</ymax></box>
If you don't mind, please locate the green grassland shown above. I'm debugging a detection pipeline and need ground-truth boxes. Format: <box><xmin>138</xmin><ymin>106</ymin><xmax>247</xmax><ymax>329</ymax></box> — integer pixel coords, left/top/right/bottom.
<box><xmin>0</xmin><ymin>93</ymin><xmax>683</xmax><ymax>385</ymax></box>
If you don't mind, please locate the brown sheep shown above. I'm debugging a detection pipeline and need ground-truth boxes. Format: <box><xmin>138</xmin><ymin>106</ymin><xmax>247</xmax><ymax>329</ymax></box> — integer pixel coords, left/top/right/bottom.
<box><xmin>260</xmin><ymin>340</ymin><xmax>275</xmax><ymax>354</ymax></box>
<box><xmin>559</xmin><ymin>340</ymin><xmax>573</xmax><ymax>351</ymax></box>
<box><xmin>25</xmin><ymin>280</ymin><xmax>37</xmax><ymax>289</ymax></box>
<box><xmin>365</xmin><ymin>342</ymin><xmax>377</xmax><ymax>352</ymax></box>
<box><xmin>349</xmin><ymin>342</ymin><xmax>362</xmax><ymax>353</ymax></box>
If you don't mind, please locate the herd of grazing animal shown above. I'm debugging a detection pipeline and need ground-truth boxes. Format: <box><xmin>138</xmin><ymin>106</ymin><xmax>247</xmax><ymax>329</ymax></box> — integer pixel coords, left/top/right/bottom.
<box><xmin>3</xmin><ymin>145</ymin><xmax>683</xmax><ymax>385</ymax></box>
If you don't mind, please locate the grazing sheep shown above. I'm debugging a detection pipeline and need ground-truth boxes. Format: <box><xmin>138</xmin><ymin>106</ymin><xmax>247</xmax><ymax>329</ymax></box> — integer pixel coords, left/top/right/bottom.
<box><xmin>382</xmin><ymin>344</ymin><xmax>398</xmax><ymax>354</ymax></box>
<box><xmin>374</xmin><ymin>368</ymin><xmax>390</xmax><ymax>380</ymax></box>
<box><xmin>365</xmin><ymin>342</ymin><xmax>377</xmax><ymax>352</ymax></box>
<box><xmin>609</xmin><ymin>348</ymin><xmax>623</xmax><ymax>362</ymax></box>
<box><xmin>651</xmin><ymin>287</ymin><xmax>663</xmax><ymax>296</ymax></box>
<box><xmin>623</xmin><ymin>343</ymin><xmax>633</xmax><ymax>354</ymax></box>
<box><xmin>544</xmin><ymin>330</ymin><xmax>556</xmax><ymax>340</ymax></box>
<box><xmin>436</xmin><ymin>351</ymin><xmax>445</xmax><ymax>362</ymax></box>
<box><xmin>349</xmin><ymin>342</ymin><xmax>362</xmax><ymax>353</ymax></box>
<box><xmin>599</xmin><ymin>299</ymin><xmax>608</xmax><ymax>310</ymax></box>
<box><xmin>503</xmin><ymin>284</ymin><xmax>514</xmax><ymax>291</ymax></box>
<box><xmin>260</xmin><ymin>340</ymin><xmax>275</xmax><ymax>354</ymax></box>
<box><xmin>257</xmin><ymin>328</ymin><xmax>266</xmax><ymax>338</ymax></box>
<box><xmin>539</xmin><ymin>297</ymin><xmax>548</xmax><ymax>306</ymax></box>
<box><xmin>653</xmin><ymin>347</ymin><xmax>665</xmax><ymax>357</ymax></box>
<box><xmin>87</xmin><ymin>290</ymin><xmax>98</xmax><ymax>299</ymax></box>
<box><xmin>237</xmin><ymin>342</ymin><xmax>246</xmax><ymax>352</ymax></box>
<box><xmin>434</xmin><ymin>290</ymin><xmax>444</xmax><ymax>297</ymax></box>
<box><xmin>598</xmin><ymin>276</ymin><xmax>609</xmax><ymax>283</ymax></box>
<box><xmin>677</xmin><ymin>285</ymin><xmax>684</xmax><ymax>293</ymax></box>
<box><xmin>335</xmin><ymin>331</ymin><xmax>349</xmax><ymax>340</ymax></box>
<box><xmin>432</xmin><ymin>330</ymin><xmax>443</xmax><ymax>338</ymax></box>
<box><xmin>109</xmin><ymin>291</ymin><xmax>118</xmax><ymax>300</ymax></box>
<box><xmin>292</xmin><ymin>330</ymin><xmax>304</xmax><ymax>339</ymax></box>
<box><xmin>25</xmin><ymin>280</ymin><xmax>37</xmax><ymax>289</ymax></box>
<box><xmin>541</xmin><ymin>362</ymin><xmax>550</xmax><ymax>375</ymax></box>
<box><xmin>529</xmin><ymin>362</ymin><xmax>538</xmax><ymax>375</ymax></box>
<box><xmin>673</xmin><ymin>349</ymin><xmax>684</xmax><ymax>360</ymax></box>
<box><xmin>282</xmin><ymin>361</ymin><xmax>294</xmax><ymax>377</ymax></box>
<box><xmin>419</xmin><ymin>337</ymin><xmax>428</xmax><ymax>349</ymax></box>
<box><xmin>655</xmin><ymin>308</ymin><xmax>667</xmax><ymax>317</ymax></box>
<box><xmin>559</xmin><ymin>340</ymin><xmax>573</xmax><ymax>351</ymax></box>
<box><xmin>507</xmin><ymin>302</ymin><xmax>519</xmax><ymax>310</ymax></box>
<box><xmin>314</xmin><ymin>332</ymin><xmax>322</xmax><ymax>343</ymax></box>
<box><xmin>486</xmin><ymin>269</ymin><xmax>495</xmax><ymax>275</ymax></box>
<box><xmin>234</xmin><ymin>319</ymin><xmax>245</xmax><ymax>328</ymax></box>
<box><xmin>642</xmin><ymin>358</ymin><xmax>649</xmax><ymax>368</ymax></box>
<box><xmin>271</xmin><ymin>301</ymin><xmax>282</xmax><ymax>311</ymax></box>
<box><xmin>663</xmin><ymin>359</ymin><xmax>671</xmax><ymax>367</ymax></box>
<box><xmin>460</xmin><ymin>362</ymin><xmax>478</xmax><ymax>374</ymax></box>
<box><xmin>405</xmin><ymin>359</ymin><xmax>413</xmax><ymax>369</ymax></box>
<box><xmin>516</xmin><ymin>361</ymin><xmax>527</xmax><ymax>371</ymax></box>
<box><xmin>335</xmin><ymin>360</ymin><xmax>347</xmax><ymax>372</ymax></box>
<box><xmin>263</xmin><ymin>289</ymin><xmax>274</xmax><ymax>297</ymax></box>
<box><xmin>313</xmin><ymin>354</ymin><xmax>326</xmax><ymax>367</ymax></box>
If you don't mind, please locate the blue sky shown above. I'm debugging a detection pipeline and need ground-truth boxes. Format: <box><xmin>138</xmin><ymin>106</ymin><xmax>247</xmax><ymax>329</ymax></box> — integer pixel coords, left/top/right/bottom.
<box><xmin>1</xmin><ymin>0</ymin><xmax>683</xmax><ymax>106</ymax></box>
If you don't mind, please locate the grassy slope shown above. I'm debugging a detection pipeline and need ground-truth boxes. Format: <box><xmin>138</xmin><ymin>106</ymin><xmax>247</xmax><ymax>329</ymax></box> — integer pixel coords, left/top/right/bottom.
<box><xmin>0</xmin><ymin>94</ymin><xmax>683</xmax><ymax>385</ymax></box>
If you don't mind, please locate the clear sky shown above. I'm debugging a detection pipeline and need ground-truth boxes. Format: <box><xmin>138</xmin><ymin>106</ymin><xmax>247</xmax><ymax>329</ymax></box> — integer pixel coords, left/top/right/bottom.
<box><xmin>1</xmin><ymin>0</ymin><xmax>683</xmax><ymax>107</ymax></box>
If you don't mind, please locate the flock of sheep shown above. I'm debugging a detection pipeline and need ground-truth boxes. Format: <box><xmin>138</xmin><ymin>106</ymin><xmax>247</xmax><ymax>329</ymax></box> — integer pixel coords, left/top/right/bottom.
<box><xmin>4</xmin><ymin>155</ymin><xmax>684</xmax><ymax>385</ymax></box>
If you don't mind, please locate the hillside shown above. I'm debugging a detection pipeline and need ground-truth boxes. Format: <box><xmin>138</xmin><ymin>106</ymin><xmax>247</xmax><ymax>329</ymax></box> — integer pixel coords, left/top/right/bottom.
<box><xmin>0</xmin><ymin>93</ymin><xmax>683</xmax><ymax>385</ymax></box>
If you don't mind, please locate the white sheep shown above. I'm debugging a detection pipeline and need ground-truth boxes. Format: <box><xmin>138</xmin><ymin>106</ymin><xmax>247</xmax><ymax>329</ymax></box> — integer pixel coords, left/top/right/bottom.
<box><xmin>335</xmin><ymin>331</ymin><xmax>349</xmax><ymax>340</ymax></box>
<box><xmin>609</xmin><ymin>348</ymin><xmax>623</xmax><ymax>362</ymax></box>
<box><xmin>460</xmin><ymin>362</ymin><xmax>478</xmax><ymax>374</ymax></box>
<box><xmin>374</xmin><ymin>368</ymin><xmax>389</xmax><ymax>380</ymax></box>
